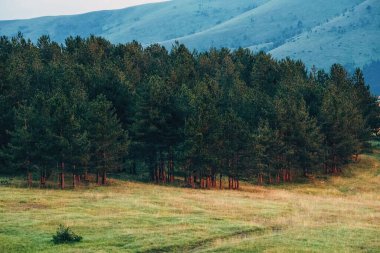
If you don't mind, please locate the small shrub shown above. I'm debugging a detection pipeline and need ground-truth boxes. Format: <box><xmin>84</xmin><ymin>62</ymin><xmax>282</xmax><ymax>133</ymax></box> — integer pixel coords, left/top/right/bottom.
<box><xmin>52</xmin><ymin>224</ymin><xmax>82</xmax><ymax>244</ymax></box>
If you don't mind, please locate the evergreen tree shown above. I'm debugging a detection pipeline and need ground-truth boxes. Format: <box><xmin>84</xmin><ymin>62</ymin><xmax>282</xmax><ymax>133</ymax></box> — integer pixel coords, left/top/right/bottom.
<box><xmin>352</xmin><ymin>68</ymin><xmax>380</xmax><ymax>137</ymax></box>
<box><xmin>320</xmin><ymin>84</ymin><xmax>364</xmax><ymax>171</ymax></box>
<box><xmin>86</xmin><ymin>95</ymin><xmax>129</xmax><ymax>182</ymax></box>
<box><xmin>251</xmin><ymin>121</ymin><xmax>283</xmax><ymax>181</ymax></box>
<box><xmin>275</xmin><ymin>94</ymin><xmax>324</xmax><ymax>176</ymax></box>
<box><xmin>182</xmin><ymin>79</ymin><xmax>221</xmax><ymax>181</ymax></box>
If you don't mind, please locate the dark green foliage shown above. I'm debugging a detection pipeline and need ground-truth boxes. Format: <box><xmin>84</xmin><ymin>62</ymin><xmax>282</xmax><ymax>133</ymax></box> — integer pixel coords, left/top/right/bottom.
<box><xmin>251</xmin><ymin>121</ymin><xmax>282</xmax><ymax>176</ymax></box>
<box><xmin>0</xmin><ymin>34</ymin><xmax>377</xmax><ymax>181</ymax></box>
<box><xmin>52</xmin><ymin>224</ymin><xmax>82</xmax><ymax>244</ymax></box>
<box><xmin>275</xmin><ymin>95</ymin><xmax>324</xmax><ymax>175</ymax></box>
<box><xmin>86</xmin><ymin>95</ymin><xmax>129</xmax><ymax>173</ymax></box>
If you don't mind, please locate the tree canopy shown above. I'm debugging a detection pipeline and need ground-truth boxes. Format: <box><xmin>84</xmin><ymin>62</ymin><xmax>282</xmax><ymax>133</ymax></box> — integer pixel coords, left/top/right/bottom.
<box><xmin>0</xmin><ymin>34</ymin><xmax>378</xmax><ymax>182</ymax></box>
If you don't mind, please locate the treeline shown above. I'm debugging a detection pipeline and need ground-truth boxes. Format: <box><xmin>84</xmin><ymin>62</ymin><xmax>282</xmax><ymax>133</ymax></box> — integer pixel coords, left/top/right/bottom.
<box><xmin>0</xmin><ymin>34</ymin><xmax>378</xmax><ymax>187</ymax></box>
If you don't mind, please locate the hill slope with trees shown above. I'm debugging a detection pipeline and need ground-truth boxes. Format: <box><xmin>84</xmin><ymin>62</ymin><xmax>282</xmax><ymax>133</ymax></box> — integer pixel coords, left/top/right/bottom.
<box><xmin>0</xmin><ymin>35</ymin><xmax>378</xmax><ymax>187</ymax></box>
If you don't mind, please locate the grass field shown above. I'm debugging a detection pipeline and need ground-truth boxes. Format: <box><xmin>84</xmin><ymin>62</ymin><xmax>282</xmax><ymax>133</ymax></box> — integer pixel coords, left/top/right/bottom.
<box><xmin>0</xmin><ymin>154</ymin><xmax>379</xmax><ymax>252</ymax></box>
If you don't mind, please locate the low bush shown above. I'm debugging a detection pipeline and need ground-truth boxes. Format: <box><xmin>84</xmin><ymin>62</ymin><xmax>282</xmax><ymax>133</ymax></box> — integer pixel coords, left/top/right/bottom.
<box><xmin>52</xmin><ymin>224</ymin><xmax>83</xmax><ymax>244</ymax></box>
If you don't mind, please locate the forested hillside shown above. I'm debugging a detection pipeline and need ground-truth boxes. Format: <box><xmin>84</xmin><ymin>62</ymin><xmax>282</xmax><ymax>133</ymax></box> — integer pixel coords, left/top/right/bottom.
<box><xmin>0</xmin><ymin>0</ymin><xmax>379</xmax><ymax>93</ymax></box>
<box><xmin>0</xmin><ymin>35</ymin><xmax>378</xmax><ymax>187</ymax></box>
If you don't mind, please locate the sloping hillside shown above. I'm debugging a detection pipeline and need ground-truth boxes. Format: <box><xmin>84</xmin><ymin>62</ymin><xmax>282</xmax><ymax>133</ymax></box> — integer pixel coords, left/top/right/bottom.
<box><xmin>0</xmin><ymin>0</ymin><xmax>379</xmax><ymax>92</ymax></box>
<box><xmin>0</xmin><ymin>0</ymin><xmax>266</xmax><ymax>44</ymax></box>
<box><xmin>159</xmin><ymin>0</ymin><xmax>363</xmax><ymax>51</ymax></box>
<box><xmin>270</xmin><ymin>0</ymin><xmax>380</xmax><ymax>71</ymax></box>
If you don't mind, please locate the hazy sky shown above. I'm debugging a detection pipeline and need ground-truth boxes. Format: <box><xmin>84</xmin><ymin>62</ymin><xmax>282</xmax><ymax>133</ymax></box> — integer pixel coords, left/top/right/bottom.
<box><xmin>0</xmin><ymin>0</ymin><xmax>169</xmax><ymax>20</ymax></box>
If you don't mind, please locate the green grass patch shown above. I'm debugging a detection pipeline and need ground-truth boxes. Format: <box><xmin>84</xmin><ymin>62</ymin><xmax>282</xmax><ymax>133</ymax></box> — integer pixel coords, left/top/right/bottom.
<box><xmin>0</xmin><ymin>154</ymin><xmax>379</xmax><ymax>252</ymax></box>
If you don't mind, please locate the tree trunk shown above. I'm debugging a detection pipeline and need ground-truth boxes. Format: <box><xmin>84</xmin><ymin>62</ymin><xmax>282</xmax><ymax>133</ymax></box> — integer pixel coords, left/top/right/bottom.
<box><xmin>333</xmin><ymin>155</ymin><xmax>338</xmax><ymax>174</ymax></box>
<box><xmin>97</xmin><ymin>171</ymin><xmax>101</xmax><ymax>185</ymax></box>
<box><xmin>132</xmin><ymin>161</ymin><xmax>137</xmax><ymax>175</ymax></box>
<box><xmin>159</xmin><ymin>158</ymin><xmax>164</xmax><ymax>183</ymax></box>
<box><xmin>84</xmin><ymin>169</ymin><xmax>88</xmax><ymax>181</ymax></box>
<box><xmin>60</xmin><ymin>162</ymin><xmax>65</xmax><ymax>189</ymax></box>
<box><xmin>155</xmin><ymin>163</ymin><xmax>159</xmax><ymax>183</ymax></box>
<box><xmin>169</xmin><ymin>157</ymin><xmax>174</xmax><ymax>183</ymax></box>
<box><xmin>73</xmin><ymin>173</ymin><xmax>76</xmax><ymax>188</ymax></box>
<box><xmin>27</xmin><ymin>172</ymin><xmax>32</xmax><ymax>188</ymax></box>
<box><xmin>102</xmin><ymin>170</ymin><xmax>107</xmax><ymax>185</ymax></box>
<box><xmin>40</xmin><ymin>176</ymin><xmax>45</xmax><ymax>188</ymax></box>
<box><xmin>40</xmin><ymin>170</ymin><xmax>46</xmax><ymax>188</ymax></box>
<box><xmin>60</xmin><ymin>172</ymin><xmax>65</xmax><ymax>189</ymax></box>
<box><xmin>219</xmin><ymin>174</ymin><xmax>222</xmax><ymax>189</ymax></box>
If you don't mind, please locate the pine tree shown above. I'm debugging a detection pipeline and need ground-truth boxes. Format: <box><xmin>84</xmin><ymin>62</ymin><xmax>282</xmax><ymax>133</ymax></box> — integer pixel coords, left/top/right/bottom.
<box><xmin>320</xmin><ymin>84</ymin><xmax>364</xmax><ymax>172</ymax></box>
<box><xmin>352</xmin><ymin>68</ymin><xmax>379</xmax><ymax>137</ymax></box>
<box><xmin>216</xmin><ymin>109</ymin><xmax>250</xmax><ymax>188</ymax></box>
<box><xmin>182</xmin><ymin>79</ymin><xmax>221</xmax><ymax>184</ymax></box>
<box><xmin>275</xmin><ymin>94</ymin><xmax>324</xmax><ymax>176</ymax></box>
<box><xmin>251</xmin><ymin>121</ymin><xmax>283</xmax><ymax>183</ymax></box>
<box><xmin>131</xmin><ymin>75</ymin><xmax>182</xmax><ymax>181</ymax></box>
<box><xmin>86</xmin><ymin>95</ymin><xmax>129</xmax><ymax>184</ymax></box>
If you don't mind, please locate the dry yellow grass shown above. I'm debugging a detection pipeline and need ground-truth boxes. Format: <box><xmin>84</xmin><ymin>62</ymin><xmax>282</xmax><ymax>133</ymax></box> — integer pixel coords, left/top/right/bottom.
<box><xmin>0</xmin><ymin>154</ymin><xmax>379</xmax><ymax>252</ymax></box>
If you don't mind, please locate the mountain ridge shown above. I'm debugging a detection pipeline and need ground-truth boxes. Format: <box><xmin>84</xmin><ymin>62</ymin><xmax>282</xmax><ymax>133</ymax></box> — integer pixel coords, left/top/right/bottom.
<box><xmin>0</xmin><ymin>0</ymin><xmax>379</xmax><ymax>92</ymax></box>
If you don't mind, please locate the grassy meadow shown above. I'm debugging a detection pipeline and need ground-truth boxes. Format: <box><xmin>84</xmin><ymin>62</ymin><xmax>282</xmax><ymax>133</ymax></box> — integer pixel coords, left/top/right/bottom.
<box><xmin>0</xmin><ymin>154</ymin><xmax>379</xmax><ymax>252</ymax></box>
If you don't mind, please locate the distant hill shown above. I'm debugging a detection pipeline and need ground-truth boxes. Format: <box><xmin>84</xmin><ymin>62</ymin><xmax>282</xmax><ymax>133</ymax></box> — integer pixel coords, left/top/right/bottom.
<box><xmin>270</xmin><ymin>0</ymin><xmax>380</xmax><ymax>80</ymax></box>
<box><xmin>0</xmin><ymin>0</ymin><xmax>379</xmax><ymax>93</ymax></box>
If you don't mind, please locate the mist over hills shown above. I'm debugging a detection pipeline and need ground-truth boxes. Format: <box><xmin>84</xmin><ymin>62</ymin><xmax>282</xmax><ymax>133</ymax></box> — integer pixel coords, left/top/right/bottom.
<box><xmin>0</xmin><ymin>0</ymin><xmax>379</xmax><ymax>93</ymax></box>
